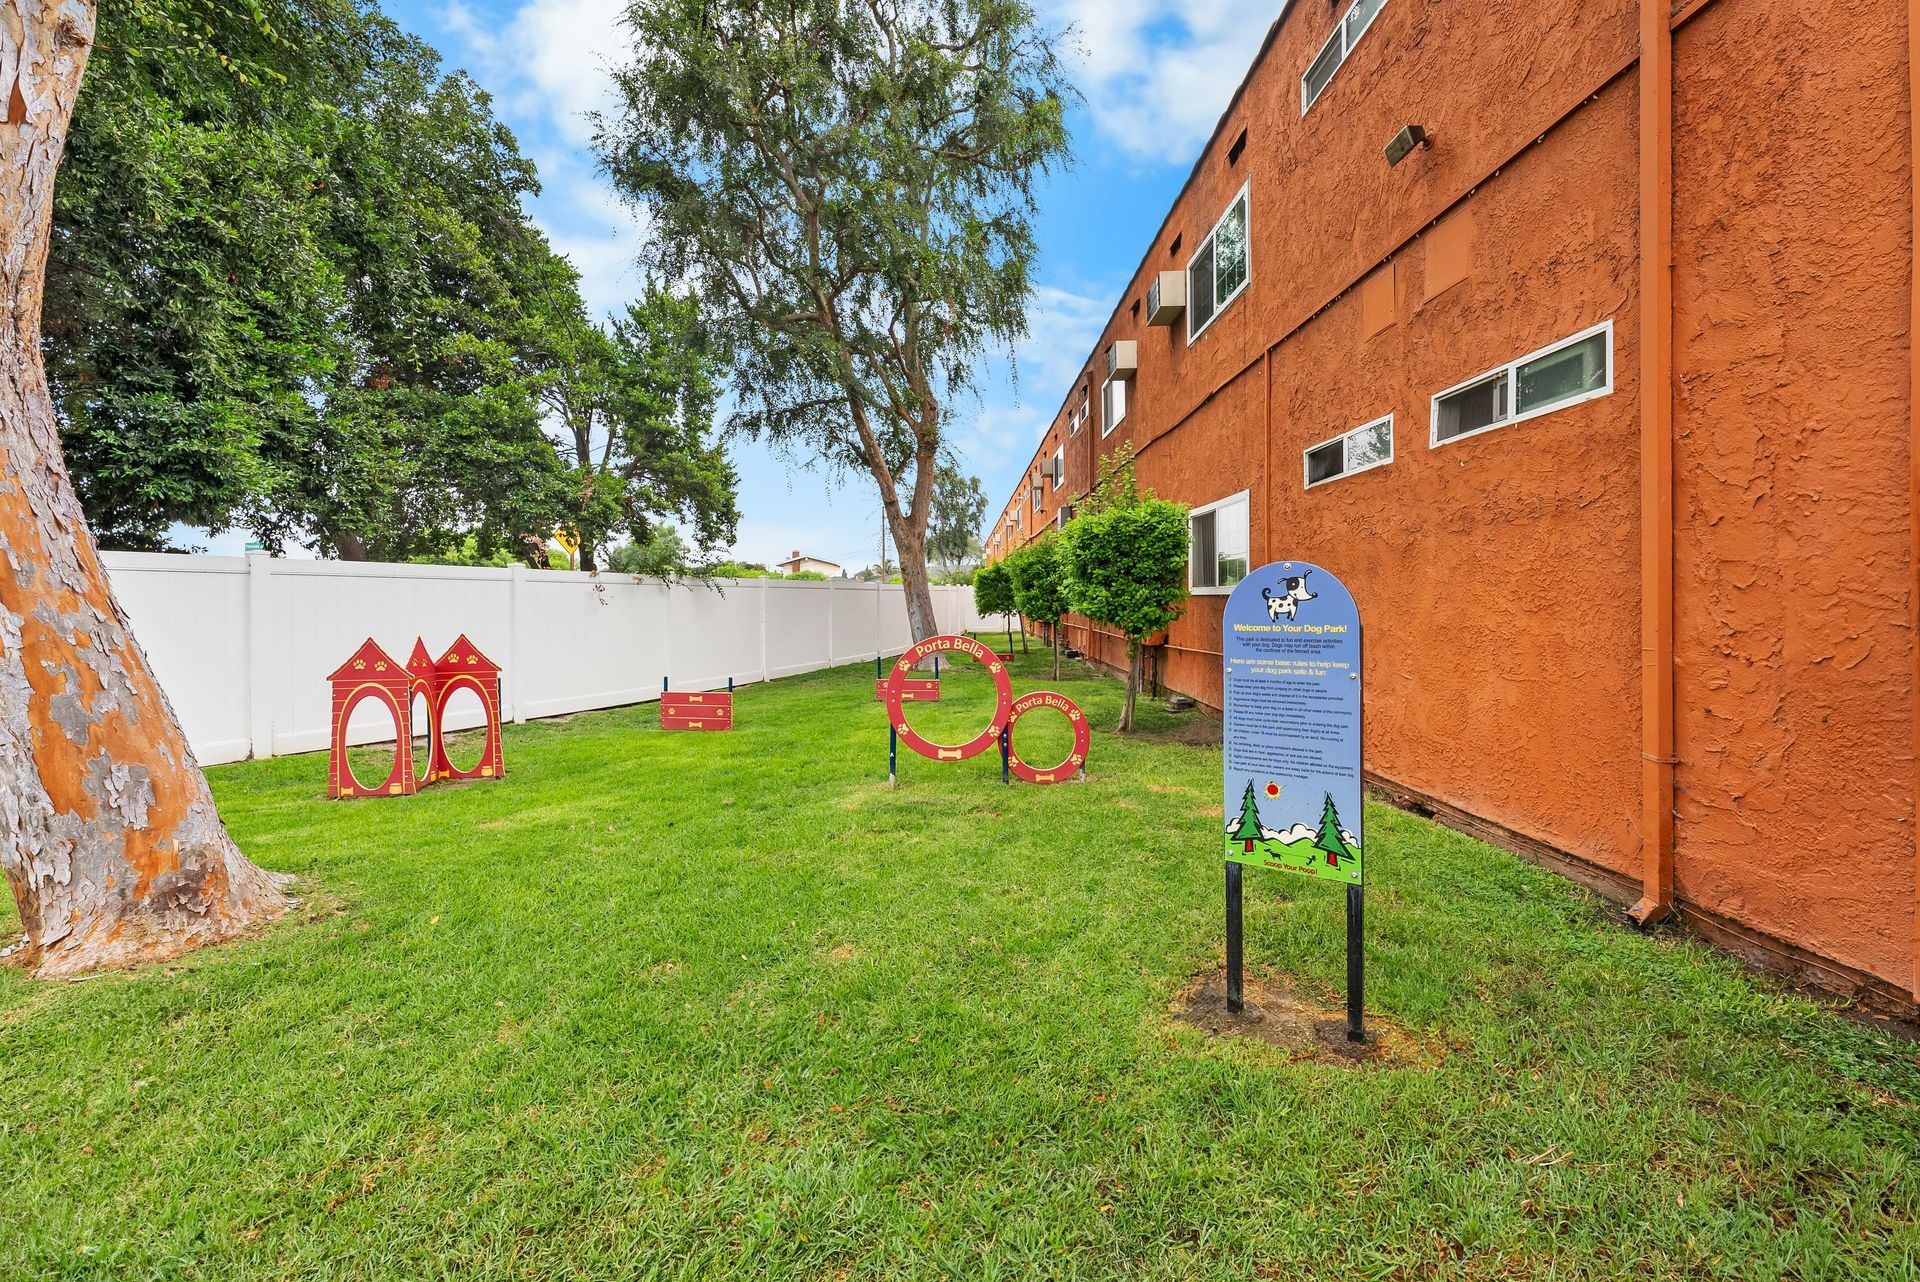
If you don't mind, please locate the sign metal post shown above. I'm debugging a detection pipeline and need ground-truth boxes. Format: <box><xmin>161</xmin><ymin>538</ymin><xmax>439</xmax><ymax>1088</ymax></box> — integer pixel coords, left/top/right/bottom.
<box><xmin>1346</xmin><ymin>883</ymin><xmax>1364</xmax><ymax>1042</ymax></box>
<box><xmin>1225</xmin><ymin>861</ymin><xmax>1244</xmax><ymax>1013</ymax></box>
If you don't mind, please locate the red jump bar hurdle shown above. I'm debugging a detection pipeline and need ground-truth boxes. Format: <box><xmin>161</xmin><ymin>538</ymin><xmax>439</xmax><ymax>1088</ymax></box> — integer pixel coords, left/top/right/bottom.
<box><xmin>660</xmin><ymin>677</ymin><xmax>734</xmax><ymax>731</ymax></box>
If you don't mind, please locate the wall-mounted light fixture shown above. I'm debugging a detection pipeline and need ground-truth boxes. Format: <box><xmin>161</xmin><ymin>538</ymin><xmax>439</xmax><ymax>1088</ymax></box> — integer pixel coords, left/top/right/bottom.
<box><xmin>1384</xmin><ymin>124</ymin><xmax>1429</xmax><ymax>168</ymax></box>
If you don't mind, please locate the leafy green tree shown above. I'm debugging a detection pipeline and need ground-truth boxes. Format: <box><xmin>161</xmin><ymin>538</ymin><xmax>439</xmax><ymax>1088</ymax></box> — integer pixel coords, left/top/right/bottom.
<box><xmin>408</xmin><ymin>535</ymin><xmax>521</xmax><ymax>568</ymax></box>
<box><xmin>1000</xmin><ymin>544</ymin><xmax>1032</xmax><ymax>654</ymax></box>
<box><xmin>973</xmin><ymin>560</ymin><xmax>1018</xmax><ymax>654</ymax></box>
<box><xmin>1314</xmin><ymin>794</ymin><xmax>1355</xmax><ymax>867</ymax></box>
<box><xmin>236</xmin><ymin>26</ymin><xmax>573</xmax><ymax>562</ymax></box>
<box><xmin>49</xmin><ymin>0</ymin><xmax>740</xmax><ymax>568</ymax></box>
<box><xmin>609</xmin><ymin>525</ymin><xmax>690</xmax><ymax>577</ymax></box>
<box><xmin>47</xmin><ymin>0</ymin><xmax>359</xmax><ymax>549</ymax></box>
<box><xmin>1061</xmin><ymin>499</ymin><xmax>1190</xmax><ymax>731</ymax></box>
<box><xmin>597</xmin><ymin>0</ymin><xmax>1072</xmax><ymax>643</ymax></box>
<box><xmin>534</xmin><ymin>283</ymin><xmax>741</xmax><ymax>572</ymax></box>
<box><xmin>1080</xmin><ymin>442</ymin><xmax>1142</xmax><ymax>516</ymax></box>
<box><xmin>926</xmin><ymin>466</ymin><xmax>988</xmax><ymax>580</ymax></box>
<box><xmin>705</xmin><ymin>560</ymin><xmax>774</xmax><ymax>579</ymax></box>
<box><xmin>1010</xmin><ymin>535</ymin><xmax>1068</xmax><ymax>678</ymax></box>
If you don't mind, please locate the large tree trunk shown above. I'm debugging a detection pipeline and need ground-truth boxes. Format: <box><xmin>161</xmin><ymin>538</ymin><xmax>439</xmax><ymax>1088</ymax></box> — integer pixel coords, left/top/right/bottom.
<box><xmin>0</xmin><ymin>0</ymin><xmax>291</xmax><ymax>978</ymax></box>
<box><xmin>889</xmin><ymin>513</ymin><xmax>940</xmax><ymax>641</ymax></box>
<box><xmin>326</xmin><ymin>525</ymin><xmax>369</xmax><ymax>561</ymax></box>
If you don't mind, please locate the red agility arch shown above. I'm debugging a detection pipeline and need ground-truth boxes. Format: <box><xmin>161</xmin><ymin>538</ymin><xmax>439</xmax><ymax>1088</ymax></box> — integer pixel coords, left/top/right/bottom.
<box><xmin>428</xmin><ymin>634</ymin><xmax>504</xmax><ymax>782</ymax></box>
<box><xmin>1005</xmin><ymin>690</ymin><xmax>1091</xmax><ymax>785</ymax></box>
<box><xmin>327</xmin><ymin>639</ymin><xmax>416</xmax><ymax>798</ymax></box>
<box><xmin>881</xmin><ymin>634</ymin><xmax>1012</xmax><ymax>762</ymax></box>
<box><xmin>328</xmin><ymin>634</ymin><xmax>504</xmax><ymax>798</ymax></box>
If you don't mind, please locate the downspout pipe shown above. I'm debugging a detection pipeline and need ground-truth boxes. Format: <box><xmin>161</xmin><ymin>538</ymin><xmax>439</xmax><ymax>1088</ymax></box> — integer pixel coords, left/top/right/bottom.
<box><xmin>1909</xmin><ymin>0</ymin><xmax>1920</xmax><ymax>1000</ymax></box>
<box><xmin>1629</xmin><ymin>0</ymin><xmax>1677</xmax><ymax>927</ymax></box>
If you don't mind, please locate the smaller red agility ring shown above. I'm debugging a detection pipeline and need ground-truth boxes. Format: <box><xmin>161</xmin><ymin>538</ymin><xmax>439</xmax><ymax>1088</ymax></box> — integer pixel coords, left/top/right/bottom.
<box><xmin>1006</xmin><ymin>690</ymin><xmax>1091</xmax><ymax>784</ymax></box>
<box><xmin>883</xmin><ymin>634</ymin><xmax>1012</xmax><ymax>761</ymax></box>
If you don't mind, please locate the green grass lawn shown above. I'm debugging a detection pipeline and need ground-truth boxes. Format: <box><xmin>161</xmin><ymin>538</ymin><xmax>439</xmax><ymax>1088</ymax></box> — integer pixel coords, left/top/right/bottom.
<box><xmin>4</xmin><ymin>645</ymin><xmax>1918</xmax><ymax>1280</ymax></box>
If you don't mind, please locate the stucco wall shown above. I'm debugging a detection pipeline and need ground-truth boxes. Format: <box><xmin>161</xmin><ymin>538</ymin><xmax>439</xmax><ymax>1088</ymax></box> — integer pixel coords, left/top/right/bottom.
<box><xmin>991</xmin><ymin>0</ymin><xmax>1920</xmax><ymax>997</ymax></box>
<box><xmin>1670</xmin><ymin>0</ymin><xmax>1915</xmax><ymax>986</ymax></box>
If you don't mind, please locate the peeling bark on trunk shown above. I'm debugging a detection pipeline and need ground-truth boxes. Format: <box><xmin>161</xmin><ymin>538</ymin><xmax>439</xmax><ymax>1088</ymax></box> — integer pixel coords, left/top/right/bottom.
<box><xmin>0</xmin><ymin>0</ymin><xmax>290</xmax><ymax>978</ymax></box>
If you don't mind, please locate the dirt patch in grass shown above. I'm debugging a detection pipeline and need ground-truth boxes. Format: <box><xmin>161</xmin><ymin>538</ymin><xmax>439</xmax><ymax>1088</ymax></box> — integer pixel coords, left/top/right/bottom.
<box><xmin>1171</xmin><ymin>970</ymin><xmax>1426</xmax><ymax>1068</ymax></box>
<box><xmin>1122</xmin><ymin>711</ymin><xmax>1223</xmax><ymax>747</ymax></box>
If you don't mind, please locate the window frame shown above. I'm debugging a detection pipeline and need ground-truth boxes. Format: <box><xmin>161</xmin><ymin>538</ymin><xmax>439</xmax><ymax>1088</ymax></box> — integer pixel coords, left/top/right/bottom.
<box><xmin>1186</xmin><ymin>182</ymin><xmax>1253</xmax><ymax>347</ymax></box>
<box><xmin>1301</xmin><ymin>0</ymin><xmax>1389</xmax><ymax>114</ymax></box>
<box><xmin>1303</xmin><ymin>414</ymin><xmax>1394</xmax><ymax>490</ymax></box>
<box><xmin>1187</xmin><ymin>489</ymin><xmax>1252</xmax><ymax>597</ymax></box>
<box><xmin>1429</xmin><ymin>320</ymin><xmax>1614</xmax><ymax>449</ymax></box>
<box><xmin>1101</xmin><ymin>374</ymin><xmax>1127</xmax><ymax>436</ymax></box>
<box><xmin>1051</xmin><ymin>446</ymin><xmax>1064</xmax><ymax>489</ymax></box>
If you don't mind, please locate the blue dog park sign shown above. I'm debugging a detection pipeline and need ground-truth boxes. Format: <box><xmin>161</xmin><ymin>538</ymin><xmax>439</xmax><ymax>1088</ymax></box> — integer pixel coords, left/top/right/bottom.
<box><xmin>1220</xmin><ymin>560</ymin><xmax>1366</xmax><ymax>1040</ymax></box>
<box><xmin>1222</xmin><ymin>562</ymin><xmax>1363</xmax><ymax>883</ymax></box>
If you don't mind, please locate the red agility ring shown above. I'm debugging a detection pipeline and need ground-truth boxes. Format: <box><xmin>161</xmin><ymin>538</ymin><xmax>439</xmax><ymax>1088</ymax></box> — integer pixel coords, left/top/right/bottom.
<box><xmin>1005</xmin><ymin>690</ymin><xmax>1091</xmax><ymax>784</ymax></box>
<box><xmin>882</xmin><ymin>634</ymin><xmax>1012</xmax><ymax>761</ymax></box>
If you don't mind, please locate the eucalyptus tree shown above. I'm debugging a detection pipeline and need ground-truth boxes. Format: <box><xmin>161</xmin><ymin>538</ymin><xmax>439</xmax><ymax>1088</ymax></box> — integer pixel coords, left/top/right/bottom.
<box><xmin>0</xmin><ymin>0</ymin><xmax>292</xmax><ymax>976</ymax></box>
<box><xmin>597</xmin><ymin>0</ymin><xmax>1072</xmax><ymax>641</ymax></box>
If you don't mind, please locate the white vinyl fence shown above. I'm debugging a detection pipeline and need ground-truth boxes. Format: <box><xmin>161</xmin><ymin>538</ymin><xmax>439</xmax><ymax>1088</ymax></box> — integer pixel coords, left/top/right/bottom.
<box><xmin>102</xmin><ymin>552</ymin><xmax>992</xmax><ymax>765</ymax></box>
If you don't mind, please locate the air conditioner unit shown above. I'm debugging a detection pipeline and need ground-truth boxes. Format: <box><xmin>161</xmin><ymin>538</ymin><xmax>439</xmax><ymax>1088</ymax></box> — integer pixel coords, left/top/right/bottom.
<box><xmin>1146</xmin><ymin>271</ymin><xmax>1186</xmax><ymax>326</ymax></box>
<box><xmin>1106</xmin><ymin>339</ymin><xmax>1138</xmax><ymax>379</ymax></box>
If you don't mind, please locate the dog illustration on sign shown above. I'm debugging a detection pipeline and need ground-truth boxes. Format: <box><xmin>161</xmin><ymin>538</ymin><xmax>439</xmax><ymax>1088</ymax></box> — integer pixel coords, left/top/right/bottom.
<box><xmin>1262</xmin><ymin>568</ymin><xmax>1316</xmax><ymax>621</ymax></box>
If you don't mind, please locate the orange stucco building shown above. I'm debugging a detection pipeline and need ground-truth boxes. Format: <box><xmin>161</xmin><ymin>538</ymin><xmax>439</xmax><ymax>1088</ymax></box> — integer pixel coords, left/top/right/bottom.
<box><xmin>987</xmin><ymin>0</ymin><xmax>1920</xmax><ymax>1007</ymax></box>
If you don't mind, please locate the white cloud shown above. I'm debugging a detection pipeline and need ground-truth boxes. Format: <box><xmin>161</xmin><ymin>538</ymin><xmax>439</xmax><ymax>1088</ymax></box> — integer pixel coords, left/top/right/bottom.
<box><xmin>441</xmin><ymin>0</ymin><xmax>627</xmax><ymax>145</ymax></box>
<box><xmin>950</xmin><ymin>280</ymin><xmax>1113</xmax><ymax>481</ymax></box>
<box><xmin>1043</xmin><ymin>0</ymin><xmax>1275</xmax><ymax>166</ymax></box>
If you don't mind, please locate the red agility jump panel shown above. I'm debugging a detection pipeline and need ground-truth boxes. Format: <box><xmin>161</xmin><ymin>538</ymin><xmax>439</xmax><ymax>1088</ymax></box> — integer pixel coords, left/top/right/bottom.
<box><xmin>661</xmin><ymin>690</ymin><xmax>733</xmax><ymax>731</ymax></box>
<box><xmin>874</xmin><ymin>678</ymin><xmax>940</xmax><ymax>702</ymax></box>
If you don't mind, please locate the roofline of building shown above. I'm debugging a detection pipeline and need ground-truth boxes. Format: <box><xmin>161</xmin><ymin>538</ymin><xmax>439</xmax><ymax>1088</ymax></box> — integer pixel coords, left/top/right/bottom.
<box><xmin>1010</xmin><ymin>0</ymin><xmax>1306</xmax><ymax>477</ymax></box>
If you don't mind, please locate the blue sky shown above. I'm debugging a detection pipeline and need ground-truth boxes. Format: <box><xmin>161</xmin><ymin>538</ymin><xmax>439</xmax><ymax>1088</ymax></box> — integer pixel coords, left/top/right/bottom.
<box><xmin>200</xmin><ymin>0</ymin><xmax>1276</xmax><ymax>566</ymax></box>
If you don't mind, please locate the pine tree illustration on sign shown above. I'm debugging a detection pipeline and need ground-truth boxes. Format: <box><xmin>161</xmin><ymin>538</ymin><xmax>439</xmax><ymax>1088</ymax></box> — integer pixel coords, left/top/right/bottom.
<box><xmin>1230</xmin><ymin>779</ymin><xmax>1265</xmax><ymax>853</ymax></box>
<box><xmin>1314</xmin><ymin>793</ymin><xmax>1354</xmax><ymax>867</ymax></box>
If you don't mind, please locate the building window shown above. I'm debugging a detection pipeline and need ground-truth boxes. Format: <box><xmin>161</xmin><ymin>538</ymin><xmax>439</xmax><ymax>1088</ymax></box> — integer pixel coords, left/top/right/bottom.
<box><xmin>1304</xmin><ymin>415</ymin><xmax>1393</xmax><ymax>488</ymax></box>
<box><xmin>1189</xmin><ymin>491</ymin><xmax>1250</xmax><ymax>594</ymax></box>
<box><xmin>1055</xmin><ymin>504</ymin><xmax>1075</xmax><ymax>530</ymax></box>
<box><xmin>1302</xmin><ymin>0</ymin><xmax>1388</xmax><ymax>113</ymax></box>
<box><xmin>1187</xmin><ymin>184</ymin><xmax>1250</xmax><ymax>345</ymax></box>
<box><xmin>1431</xmin><ymin>321</ymin><xmax>1613</xmax><ymax>447</ymax></box>
<box><xmin>1051</xmin><ymin>446</ymin><xmax>1064</xmax><ymax>489</ymax></box>
<box><xmin>1031</xmin><ymin>483</ymin><xmax>1042</xmax><ymax>512</ymax></box>
<box><xmin>1101</xmin><ymin>375</ymin><xmax>1127</xmax><ymax>434</ymax></box>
